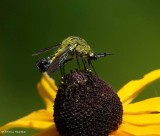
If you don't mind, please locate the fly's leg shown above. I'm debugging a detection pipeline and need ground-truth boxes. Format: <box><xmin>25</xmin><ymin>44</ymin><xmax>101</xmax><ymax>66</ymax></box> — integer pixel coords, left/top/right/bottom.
<box><xmin>59</xmin><ymin>58</ymin><xmax>73</xmax><ymax>77</ymax></box>
<box><xmin>87</xmin><ymin>58</ymin><xmax>97</xmax><ymax>75</ymax></box>
<box><xmin>76</xmin><ymin>54</ymin><xmax>81</xmax><ymax>70</ymax></box>
<box><xmin>87</xmin><ymin>52</ymin><xmax>112</xmax><ymax>74</ymax></box>
<box><xmin>81</xmin><ymin>56</ymin><xmax>87</xmax><ymax>70</ymax></box>
<box><xmin>59</xmin><ymin>62</ymin><xmax>66</xmax><ymax>78</ymax></box>
<box><xmin>60</xmin><ymin>65</ymin><xmax>64</xmax><ymax>78</ymax></box>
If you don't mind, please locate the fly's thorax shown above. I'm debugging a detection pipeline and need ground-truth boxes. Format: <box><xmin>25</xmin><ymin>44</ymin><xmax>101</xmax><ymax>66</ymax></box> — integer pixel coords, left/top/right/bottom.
<box><xmin>75</xmin><ymin>43</ymin><xmax>92</xmax><ymax>56</ymax></box>
<box><xmin>61</xmin><ymin>36</ymin><xmax>78</xmax><ymax>49</ymax></box>
<box><xmin>50</xmin><ymin>36</ymin><xmax>93</xmax><ymax>65</ymax></box>
<box><xmin>59</xmin><ymin>36</ymin><xmax>92</xmax><ymax>57</ymax></box>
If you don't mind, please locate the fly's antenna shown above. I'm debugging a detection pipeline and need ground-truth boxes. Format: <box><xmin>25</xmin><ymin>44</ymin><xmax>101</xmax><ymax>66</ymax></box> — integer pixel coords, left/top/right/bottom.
<box><xmin>94</xmin><ymin>52</ymin><xmax>113</xmax><ymax>59</ymax></box>
<box><xmin>89</xmin><ymin>52</ymin><xmax>113</xmax><ymax>60</ymax></box>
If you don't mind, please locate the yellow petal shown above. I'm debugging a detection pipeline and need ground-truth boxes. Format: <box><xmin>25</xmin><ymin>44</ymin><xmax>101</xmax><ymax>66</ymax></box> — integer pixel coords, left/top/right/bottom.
<box><xmin>38</xmin><ymin>72</ymin><xmax>58</xmax><ymax>111</ymax></box>
<box><xmin>123</xmin><ymin>97</ymin><xmax>160</xmax><ymax>114</ymax></box>
<box><xmin>119</xmin><ymin>123</ymin><xmax>160</xmax><ymax>135</ymax></box>
<box><xmin>110</xmin><ymin>129</ymin><xmax>133</xmax><ymax>136</ymax></box>
<box><xmin>34</xmin><ymin>126</ymin><xmax>59</xmax><ymax>136</ymax></box>
<box><xmin>123</xmin><ymin>114</ymin><xmax>160</xmax><ymax>126</ymax></box>
<box><xmin>117</xmin><ymin>69</ymin><xmax>160</xmax><ymax>104</ymax></box>
<box><xmin>0</xmin><ymin>110</ymin><xmax>54</xmax><ymax>132</ymax></box>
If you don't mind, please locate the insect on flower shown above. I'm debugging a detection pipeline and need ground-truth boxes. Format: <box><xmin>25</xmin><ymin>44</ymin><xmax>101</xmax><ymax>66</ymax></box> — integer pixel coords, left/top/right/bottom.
<box><xmin>32</xmin><ymin>36</ymin><xmax>112</xmax><ymax>75</ymax></box>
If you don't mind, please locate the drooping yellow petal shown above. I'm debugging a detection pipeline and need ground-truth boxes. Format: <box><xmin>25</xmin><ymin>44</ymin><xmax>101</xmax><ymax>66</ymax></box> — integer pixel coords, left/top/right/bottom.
<box><xmin>34</xmin><ymin>126</ymin><xmax>59</xmax><ymax>136</ymax></box>
<box><xmin>119</xmin><ymin>123</ymin><xmax>160</xmax><ymax>135</ymax></box>
<box><xmin>38</xmin><ymin>72</ymin><xmax>58</xmax><ymax>111</ymax></box>
<box><xmin>110</xmin><ymin>129</ymin><xmax>133</xmax><ymax>136</ymax></box>
<box><xmin>117</xmin><ymin>69</ymin><xmax>160</xmax><ymax>104</ymax></box>
<box><xmin>0</xmin><ymin>110</ymin><xmax>54</xmax><ymax>132</ymax></box>
<box><xmin>38</xmin><ymin>83</ymin><xmax>54</xmax><ymax>112</ymax></box>
<box><xmin>123</xmin><ymin>114</ymin><xmax>160</xmax><ymax>126</ymax></box>
<box><xmin>123</xmin><ymin>97</ymin><xmax>160</xmax><ymax>114</ymax></box>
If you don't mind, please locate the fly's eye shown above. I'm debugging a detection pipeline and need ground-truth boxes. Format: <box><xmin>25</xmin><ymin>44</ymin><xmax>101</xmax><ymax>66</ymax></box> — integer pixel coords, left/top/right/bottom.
<box><xmin>89</xmin><ymin>52</ymin><xmax>94</xmax><ymax>57</ymax></box>
<box><xmin>89</xmin><ymin>53</ymin><xmax>96</xmax><ymax>60</ymax></box>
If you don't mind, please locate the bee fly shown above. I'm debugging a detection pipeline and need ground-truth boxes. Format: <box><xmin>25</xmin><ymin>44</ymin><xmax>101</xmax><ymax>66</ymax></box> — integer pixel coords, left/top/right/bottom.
<box><xmin>32</xmin><ymin>36</ymin><xmax>112</xmax><ymax>75</ymax></box>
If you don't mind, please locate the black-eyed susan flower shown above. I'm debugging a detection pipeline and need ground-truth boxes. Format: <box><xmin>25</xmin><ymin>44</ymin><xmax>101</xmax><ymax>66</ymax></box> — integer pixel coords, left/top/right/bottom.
<box><xmin>1</xmin><ymin>69</ymin><xmax>160</xmax><ymax>136</ymax></box>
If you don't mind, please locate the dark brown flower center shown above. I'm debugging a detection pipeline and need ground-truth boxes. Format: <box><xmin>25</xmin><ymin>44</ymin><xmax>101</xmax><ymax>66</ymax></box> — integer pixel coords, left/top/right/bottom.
<box><xmin>54</xmin><ymin>70</ymin><xmax>123</xmax><ymax>136</ymax></box>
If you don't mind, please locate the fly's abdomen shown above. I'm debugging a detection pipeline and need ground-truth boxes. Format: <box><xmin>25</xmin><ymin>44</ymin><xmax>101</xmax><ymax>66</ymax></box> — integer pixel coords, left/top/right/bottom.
<box><xmin>47</xmin><ymin>46</ymin><xmax>72</xmax><ymax>75</ymax></box>
<box><xmin>36</xmin><ymin>59</ymin><xmax>51</xmax><ymax>73</ymax></box>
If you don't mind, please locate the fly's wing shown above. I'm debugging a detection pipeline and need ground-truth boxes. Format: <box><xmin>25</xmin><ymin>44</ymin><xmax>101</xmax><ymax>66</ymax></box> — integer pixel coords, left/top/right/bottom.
<box><xmin>32</xmin><ymin>44</ymin><xmax>61</xmax><ymax>56</ymax></box>
<box><xmin>47</xmin><ymin>46</ymin><xmax>71</xmax><ymax>75</ymax></box>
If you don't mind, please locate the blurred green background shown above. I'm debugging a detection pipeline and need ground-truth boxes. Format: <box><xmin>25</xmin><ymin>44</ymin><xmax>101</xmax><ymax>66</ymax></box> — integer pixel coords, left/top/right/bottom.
<box><xmin>1</xmin><ymin>0</ymin><xmax>160</xmax><ymax>135</ymax></box>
